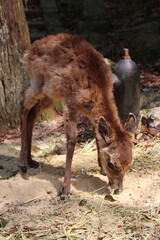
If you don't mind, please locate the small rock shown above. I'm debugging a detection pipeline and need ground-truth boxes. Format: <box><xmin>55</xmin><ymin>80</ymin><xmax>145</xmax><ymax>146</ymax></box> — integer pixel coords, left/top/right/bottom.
<box><xmin>54</xmin><ymin>139</ymin><xmax>66</xmax><ymax>155</ymax></box>
<box><xmin>53</xmin><ymin>211</ymin><xmax>60</xmax><ymax>216</ymax></box>
<box><xmin>46</xmin><ymin>191</ymin><xmax>52</xmax><ymax>194</ymax></box>
<box><xmin>98</xmin><ymin>232</ymin><xmax>106</xmax><ymax>240</ymax></box>
<box><xmin>79</xmin><ymin>199</ymin><xmax>87</xmax><ymax>206</ymax></box>
<box><xmin>142</xmin><ymin>88</ymin><xmax>150</xmax><ymax>92</ymax></box>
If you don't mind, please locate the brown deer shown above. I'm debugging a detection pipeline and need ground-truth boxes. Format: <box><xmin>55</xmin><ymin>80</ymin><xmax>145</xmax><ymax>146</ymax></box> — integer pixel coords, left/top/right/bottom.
<box><xmin>20</xmin><ymin>33</ymin><xmax>136</xmax><ymax>198</ymax></box>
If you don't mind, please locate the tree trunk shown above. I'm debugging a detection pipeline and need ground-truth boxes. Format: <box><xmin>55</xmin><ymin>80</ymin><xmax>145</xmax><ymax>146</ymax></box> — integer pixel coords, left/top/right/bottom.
<box><xmin>0</xmin><ymin>0</ymin><xmax>30</xmax><ymax>131</ymax></box>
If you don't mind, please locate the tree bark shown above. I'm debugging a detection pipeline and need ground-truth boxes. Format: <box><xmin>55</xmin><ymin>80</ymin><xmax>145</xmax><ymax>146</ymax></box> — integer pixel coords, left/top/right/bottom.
<box><xmin>0</xmin><ymin>0</ymin><xmax>30</xmax><ymax>131</ymax></box>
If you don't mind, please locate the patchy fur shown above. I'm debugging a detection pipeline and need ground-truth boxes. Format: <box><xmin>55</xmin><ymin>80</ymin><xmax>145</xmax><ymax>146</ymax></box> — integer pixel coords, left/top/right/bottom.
<box><xmin>20</xmin><ymin>33</ymin><xmax>136</xmax><ymax>196</ymax></box>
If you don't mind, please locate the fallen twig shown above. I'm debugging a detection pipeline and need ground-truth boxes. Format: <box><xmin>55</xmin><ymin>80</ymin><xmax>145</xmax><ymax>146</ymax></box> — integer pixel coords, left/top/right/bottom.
<box><xmin>23</xmin><ymin>195</ymin><xmax>44</xmax><ymax>204</ymax></box>
<box><xmin>90</xmin><ymin>185</ymin><xmax>106</xmax><ymax>194</ymax></box>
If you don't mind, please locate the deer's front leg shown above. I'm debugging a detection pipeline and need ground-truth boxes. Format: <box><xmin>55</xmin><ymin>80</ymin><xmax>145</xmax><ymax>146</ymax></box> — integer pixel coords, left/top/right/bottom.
<box><xmin>60</xmin><ymin>105</ymin><xmax>77</xmax><ymax>199</ymax></box>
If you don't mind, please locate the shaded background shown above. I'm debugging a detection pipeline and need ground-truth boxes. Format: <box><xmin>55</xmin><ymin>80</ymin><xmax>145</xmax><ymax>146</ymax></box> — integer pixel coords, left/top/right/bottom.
<box><xmin>24</xmin><ymin>0</ymin><xmax>160</xmax><ymax>93</ymax></box>
<box><xmin>0</xmin><ymin>0</ymin><xmax>159</xmax><ymax>131</ymax></box>
<box><xmin>25</xmin><ymin>0</ymin><xmax>160</xmax><ymax>67</ymax></box>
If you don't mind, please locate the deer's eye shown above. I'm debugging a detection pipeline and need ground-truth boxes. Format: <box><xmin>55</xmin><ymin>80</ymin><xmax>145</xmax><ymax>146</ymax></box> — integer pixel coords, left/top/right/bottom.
<box><xmin>108</xmin><ymin>162</ymin><xmax>114</xmax><ymax>170</ymax></box>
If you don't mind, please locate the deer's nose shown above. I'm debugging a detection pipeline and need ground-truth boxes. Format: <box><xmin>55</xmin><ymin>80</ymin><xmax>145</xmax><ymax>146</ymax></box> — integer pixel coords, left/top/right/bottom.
<box><xmin>100</xmin><ymin>169</ymin><xmax>107</xmax><ymax>176</ymax></box>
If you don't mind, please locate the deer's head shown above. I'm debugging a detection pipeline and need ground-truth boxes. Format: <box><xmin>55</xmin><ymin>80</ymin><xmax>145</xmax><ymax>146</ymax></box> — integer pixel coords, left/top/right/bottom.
<box><xmin>97</xmin><ymin>114</ymin><xmax>136</xmax><ymax>194</ymax></box>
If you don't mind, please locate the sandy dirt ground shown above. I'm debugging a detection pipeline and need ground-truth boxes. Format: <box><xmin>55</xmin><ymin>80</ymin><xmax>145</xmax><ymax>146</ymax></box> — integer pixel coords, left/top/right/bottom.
<box><xmin>0</xmin><ymin>117</ymin><xmax>160</xmax><ymax>239</ymax></box>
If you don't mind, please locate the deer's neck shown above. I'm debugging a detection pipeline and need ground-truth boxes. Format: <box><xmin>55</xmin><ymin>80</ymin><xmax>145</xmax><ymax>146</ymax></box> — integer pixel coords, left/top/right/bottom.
<box><xmin>93</xmin><ymin>87</ymin><xmax>125</xmax><ymax>137</ymax></box>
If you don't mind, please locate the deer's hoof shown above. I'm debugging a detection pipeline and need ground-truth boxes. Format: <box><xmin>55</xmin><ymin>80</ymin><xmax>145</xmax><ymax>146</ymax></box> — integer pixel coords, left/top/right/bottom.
<box><xmin>28</xmin><ymin>159</ymin><xmax>39</xmax><ymax>169</ymax></box>
<box><xmin>59</xmin><ymin>186</ymin><xmax>70</xmax><ymax>200</ymax></box>
<box><xmin>20</xmin><ymin>166</ymin><xmax>27</xmax><ymax>173</ymax></box>
<box><xmin>60</xmin><ymin>195</ymin><xmax>66</xmax><ymax>201</ymax></box>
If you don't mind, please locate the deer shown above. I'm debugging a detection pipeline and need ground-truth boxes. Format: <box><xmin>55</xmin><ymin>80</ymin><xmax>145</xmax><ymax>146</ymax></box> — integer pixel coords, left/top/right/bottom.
<box><xmin>20</xmin><ymin>33</ymin><xmax>136</xmax><ymax>199</ymax></box>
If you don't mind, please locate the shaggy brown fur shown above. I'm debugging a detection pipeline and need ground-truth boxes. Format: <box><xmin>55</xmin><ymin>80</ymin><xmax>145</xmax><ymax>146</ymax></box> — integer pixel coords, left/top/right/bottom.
<box><xmin>20</xmin><ymin>33</ymin><xmax>136</xmax><ymax>197</ymax></box>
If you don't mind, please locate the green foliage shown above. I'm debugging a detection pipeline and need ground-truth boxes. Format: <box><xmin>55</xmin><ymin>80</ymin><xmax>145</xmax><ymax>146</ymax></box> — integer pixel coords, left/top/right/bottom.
<box><xmin>37</xmin><ymin>109</ymin><xmax>54</xmax><ymax>123</ymax></box>
<box><xmin>36</xmin><ymin>101</ymin><xmax>62</xmax><ymax>123</ymax></box>
<box><xmin>128</xmin><ymin>33</ymin><xmax>160</xmax><ymax>62</ymax></box>
<box><xmin>113</xmin><ymin>29</ymin><xmax>160</xmax><ymax>62</ymax></box>
<box><xmin>54</xmin><ymin>101</ymin><xmax>62</xmax><ymax>113</ymax></box>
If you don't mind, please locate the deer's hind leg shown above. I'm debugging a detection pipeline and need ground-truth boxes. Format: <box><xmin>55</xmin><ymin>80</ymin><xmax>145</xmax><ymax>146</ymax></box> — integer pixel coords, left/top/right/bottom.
<box><xmin>26</xmin><ymin>96</ymin><xmax>53</xmax><ymax>169</ymax></box>
<box><xmin>20</xmin><ymin>83</ymin><xmax>52</xmax><ymax>172</ymax></box>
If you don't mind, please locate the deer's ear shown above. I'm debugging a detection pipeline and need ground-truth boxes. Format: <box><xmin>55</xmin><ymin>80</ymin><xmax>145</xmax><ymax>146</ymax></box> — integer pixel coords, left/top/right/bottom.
<box><xmin>98</xmin><ymin>117</ymin><xmax>112</xmax><ymax>143</ymax></box>
<box><xmin>124</xmin><ymin>113</ymin><xmax>136</xmax><ymax>133</ymax></box>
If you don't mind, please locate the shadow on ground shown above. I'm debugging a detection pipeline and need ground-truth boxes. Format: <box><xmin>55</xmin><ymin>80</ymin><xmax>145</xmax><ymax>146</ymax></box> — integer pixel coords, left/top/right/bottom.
<box><xmin>0</xmin><ymin>142</ymin><xmax>108</xmax><ymax>196</ymax></box>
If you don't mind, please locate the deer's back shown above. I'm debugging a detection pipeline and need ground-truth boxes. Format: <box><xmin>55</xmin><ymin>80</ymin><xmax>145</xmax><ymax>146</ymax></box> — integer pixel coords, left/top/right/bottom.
<box><xmin>23</xmin><ymin>34</ymin><xmax>113</xmax><ymax>106</ymax></box>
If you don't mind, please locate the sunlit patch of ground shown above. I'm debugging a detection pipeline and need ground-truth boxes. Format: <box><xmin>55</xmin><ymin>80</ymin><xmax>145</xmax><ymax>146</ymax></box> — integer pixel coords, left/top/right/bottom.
<box><xmin>0</xmin><ymin>125</ymin><xmax>160</xmax><ymax>239</ymax></box>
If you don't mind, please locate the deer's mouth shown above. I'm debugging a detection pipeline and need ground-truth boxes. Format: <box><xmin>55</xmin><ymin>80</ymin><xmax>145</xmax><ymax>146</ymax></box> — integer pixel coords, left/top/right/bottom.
<box><xmin>108</xmin><ymin>178</ymin><xmax>123</xmax><ymax>195</ymax></box>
